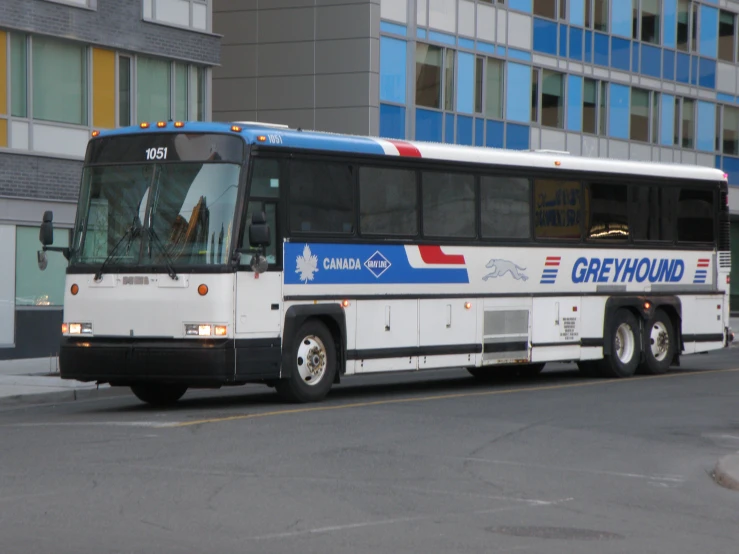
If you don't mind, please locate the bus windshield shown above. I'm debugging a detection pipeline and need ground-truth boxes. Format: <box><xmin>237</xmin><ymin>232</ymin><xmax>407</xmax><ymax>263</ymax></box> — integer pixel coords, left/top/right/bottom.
<box><xmin>71</xmin><ymin>162</ymin><xmax>241</xmax><ymax>268</ymax></box>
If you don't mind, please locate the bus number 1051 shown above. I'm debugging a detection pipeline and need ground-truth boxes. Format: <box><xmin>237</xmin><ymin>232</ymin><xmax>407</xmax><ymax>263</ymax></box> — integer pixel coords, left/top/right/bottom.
<box><xmin>145</xmin><ymin>147</ymin><xmax>168</xmax><ymax>160</ymax></box>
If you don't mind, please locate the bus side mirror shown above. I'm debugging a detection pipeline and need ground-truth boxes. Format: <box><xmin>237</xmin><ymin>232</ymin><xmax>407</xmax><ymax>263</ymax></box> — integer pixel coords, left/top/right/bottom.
<box><xmin>40</xmin><ymin>211</ymin><xmax>54</xmax><ymax>246</ymax></box>
<box><xmin>249</xmin><ymin>211</ymin><xmax>271</xmax><ymax>248</ymax></box>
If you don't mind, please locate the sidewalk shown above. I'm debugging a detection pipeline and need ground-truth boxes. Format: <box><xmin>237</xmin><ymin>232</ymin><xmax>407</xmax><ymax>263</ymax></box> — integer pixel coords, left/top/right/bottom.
<box><xmin>0</xmin><ymin>357</ymin><xmax>110</xmax><ymax>406</ymax></box>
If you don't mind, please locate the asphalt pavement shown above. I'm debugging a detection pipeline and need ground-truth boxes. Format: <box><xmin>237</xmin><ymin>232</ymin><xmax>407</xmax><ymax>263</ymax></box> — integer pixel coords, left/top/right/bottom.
<box><xmin>1</xmin><ymin>347</ymin><xmax>739</xmax><ymax>553</ymax></box>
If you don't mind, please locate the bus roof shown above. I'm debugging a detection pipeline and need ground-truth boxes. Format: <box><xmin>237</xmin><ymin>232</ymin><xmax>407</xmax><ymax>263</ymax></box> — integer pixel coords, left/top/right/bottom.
<box><xmin>97</xmin><ymin>121</ymin><xmax>726</xmax><ymax>182</ymax></box>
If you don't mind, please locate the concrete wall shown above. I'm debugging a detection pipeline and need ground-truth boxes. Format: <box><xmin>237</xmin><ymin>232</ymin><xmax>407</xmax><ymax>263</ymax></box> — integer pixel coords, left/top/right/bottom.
<box><xmin>212</xmin><ymin>0</ymin><xmax>381</xmax><ymax>135</ymax></box>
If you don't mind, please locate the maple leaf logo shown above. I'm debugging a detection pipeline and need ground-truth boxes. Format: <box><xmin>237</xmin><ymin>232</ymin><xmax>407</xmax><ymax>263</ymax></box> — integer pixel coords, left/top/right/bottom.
<box><xmin>296</xmin><ymin>244</ymin><xmax>319</xmax><ymax>283</ymax></box>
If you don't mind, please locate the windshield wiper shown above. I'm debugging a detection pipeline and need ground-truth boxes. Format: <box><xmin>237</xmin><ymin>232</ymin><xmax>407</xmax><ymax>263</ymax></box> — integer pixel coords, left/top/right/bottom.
<box><xmin>94</xmin><ymin>218</ymin><xmax>140</xmax><ymax>281</ymax></box>
<box><xmin>145</xmin><ymin>226</ymin><xmax>178</xmax><ymax>281</ymax></box>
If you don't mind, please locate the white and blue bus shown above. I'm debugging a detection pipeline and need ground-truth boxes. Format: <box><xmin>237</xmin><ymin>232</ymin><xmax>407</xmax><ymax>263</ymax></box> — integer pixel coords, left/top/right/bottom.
<box><xmin>39</xmin><ymin>121</ymin><xmax>732</xmax><ymax>405</ymax></box>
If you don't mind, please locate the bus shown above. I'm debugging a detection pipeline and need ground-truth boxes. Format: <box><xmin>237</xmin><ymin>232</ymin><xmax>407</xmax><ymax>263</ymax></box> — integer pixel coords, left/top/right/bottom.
<box><xmin>38</xmin><ymin>120</ymin><xmax>732</xmax><ymax>406</ymax></box>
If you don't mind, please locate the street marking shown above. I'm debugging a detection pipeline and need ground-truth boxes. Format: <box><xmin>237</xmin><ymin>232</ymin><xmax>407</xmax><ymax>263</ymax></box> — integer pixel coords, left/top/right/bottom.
<box><xmin>0</xmin><ymin>421</ymin><xmax>175</xmax><ymax>428</ymax></box>
<box><xmin>249</xmin><ymin>497</ymin><xmax>573</xmax><ymax>541</ymax></box>
<box><xmin>457</xmin><ymin>457</ymin><xmax>685</xmax><ymax>484</ymax></box>
<box><xmin>171</xmin><ymin>367</ymin><xmax>739</xmax><ymax>428</ymax></box>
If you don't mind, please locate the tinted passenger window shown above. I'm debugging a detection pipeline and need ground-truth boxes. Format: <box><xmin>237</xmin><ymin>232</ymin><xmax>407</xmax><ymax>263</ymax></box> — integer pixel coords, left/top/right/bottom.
<box><xmin>480</xmin><ymin>176</ymin><xmax>530</xmax><ymax>239</ymax></box>
<box><xmin>422</xmin><ymin>172</ymin><xmax>475</xmax><ymax>238</ymax></box>
<box><xmin>586</xmin><ymin>183</ymin><xmax>629</xmax><ymax>241</ymax></box>
<box><xmin>534</xmin><ymin>179</ymin><xmax>582</xmax><ymax>240</ymax></box>
<box><xmin>359</xmin><ymin>167</ymin><xmax>417</xmax><ymax>236</ymax></box>
<box><xmin>677</xmin><ymin>188</ymin><xmax>715</xmax><ymax>243</ymax></box>
<box><xmin>289</xmin><ymin>160</ymin><xmax>354</xmax><ymax>234</ymax></box>
<box><xmin>631</xmin><ymin>185</ymin><xmax>677</xmax><ymax>242</ymax></box>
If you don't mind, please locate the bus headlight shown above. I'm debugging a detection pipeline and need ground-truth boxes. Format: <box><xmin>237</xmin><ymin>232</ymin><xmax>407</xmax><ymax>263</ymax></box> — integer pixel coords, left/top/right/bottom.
<box><xmin>67</xmin><ymin>322</ymin><xmax>93</xmax><ymax>335</ymax></box>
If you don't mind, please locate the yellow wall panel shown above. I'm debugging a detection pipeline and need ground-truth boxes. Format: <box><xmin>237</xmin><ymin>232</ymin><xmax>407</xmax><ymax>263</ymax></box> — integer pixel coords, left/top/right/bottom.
<box><xmin>0</xmin><ymin>31</ymin><xmax>7</xmax><ymax>115</ymax></box>
<box><xmin>92</xmin><ymin>48</ymin><xmax>116</xmax><ymax>129</ymax></box>
<box><xmin>0</xmin><ymin>119</ymin><xmax>8</xmax><ymax>148</ymax></box>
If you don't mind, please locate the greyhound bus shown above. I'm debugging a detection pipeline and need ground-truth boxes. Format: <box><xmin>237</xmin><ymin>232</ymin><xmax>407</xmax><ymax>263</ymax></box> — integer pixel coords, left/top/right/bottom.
<box><xmin>38</xmin><ymin>121</ymin><xmax>732</xmax><ymax>406</ymax></box>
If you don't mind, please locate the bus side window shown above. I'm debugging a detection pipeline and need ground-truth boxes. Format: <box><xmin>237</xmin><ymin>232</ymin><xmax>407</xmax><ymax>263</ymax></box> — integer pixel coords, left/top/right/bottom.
<box><xmin>289</xmin><ymin>160</ymin><xmax>355</xmax><ymax>235</ymax></box>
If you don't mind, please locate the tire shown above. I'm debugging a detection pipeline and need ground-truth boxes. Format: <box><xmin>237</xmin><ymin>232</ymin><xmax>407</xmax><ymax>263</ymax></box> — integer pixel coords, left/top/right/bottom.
<box><xmin>276</xmin><ymin>320</ymin><xmax>337</xmax><ymax>403</ymax></box>
<box><xmin>638</xmin><ymin>309</ymin><xmax>675</xmax><ymax>375</ymax></box>
<box><xmin>599</xmin><ymin>309</ymin><xmax>640</xmax><ymax>378</ymax></box>
<box><xmin>130</xmin><ymin>384</ymin><xmax>188</xmax><ymax>406</ymax></box>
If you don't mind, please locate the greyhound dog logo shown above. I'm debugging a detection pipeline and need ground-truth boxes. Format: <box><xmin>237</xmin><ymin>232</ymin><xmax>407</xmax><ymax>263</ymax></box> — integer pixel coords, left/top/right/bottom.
<box><xmin>483</xmin><ymin>259</ymin><xmax>528</xmax><ymax>281</ymax></box>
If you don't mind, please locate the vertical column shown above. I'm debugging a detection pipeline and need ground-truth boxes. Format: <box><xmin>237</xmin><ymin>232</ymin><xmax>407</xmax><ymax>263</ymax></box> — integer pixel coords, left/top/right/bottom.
<box><xmin>0</xmin><ymin>31</ymin><xmax>7</xmax><ymax>147</ymax></box>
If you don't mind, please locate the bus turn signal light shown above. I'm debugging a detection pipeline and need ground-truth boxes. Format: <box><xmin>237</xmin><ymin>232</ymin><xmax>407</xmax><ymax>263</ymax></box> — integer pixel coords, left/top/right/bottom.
<box><xmin>91</xmin><ymin>130</ymin><xmax>100</xmax><ymax>137</ymax></box>
<box><xmin>342</xmin><ymin>300</ymin><xmax>350</xmax><ymax>308</ymax></box>
<box><xmin>70</xmin><ymin>284</ymin><xmax>79</xmax><ymax>295</ymax></box>
<box><xmin>198</xmin><ymin>284</ymin><xmax>208</xmax><ymax>296</ymax></box>
<box><xmin>140</xmin><ymin>122</ymin><xmax>150</xmax><ymax>128</ymax></box>
<box><xmin>157</xmin><ymin>121</ymin><xmax>167</xmax><ymax>128</ymax></box>
<box><xmin>174</xmin><ymin>121</ymin><xmax>185</xmax><ymax>128</ymax></box>
<box><xmin>214</xmin><ymin>325</ymin><xmax>227</xmax><ymax>336</ymax></box>
<box><xmin>61</xmin><ymin>323</ymin><xmax>68</xmax><ymax>334</ymax></box>
<box><xmin>231</xmin><ymin>125</ymin><xmax>242</xmax><ymax>132</ymax></box>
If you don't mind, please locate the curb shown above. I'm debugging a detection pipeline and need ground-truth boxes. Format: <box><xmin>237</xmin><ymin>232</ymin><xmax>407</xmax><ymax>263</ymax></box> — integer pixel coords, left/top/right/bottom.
<box><xmin>0</xmin><ymin>384</ymin><xmax>120</xmax><ymax>408</ymax></box>
<box><xmin>713</xmin><ymin>453</ymin><xmax>739</xmax><ymax>491</ymax></box>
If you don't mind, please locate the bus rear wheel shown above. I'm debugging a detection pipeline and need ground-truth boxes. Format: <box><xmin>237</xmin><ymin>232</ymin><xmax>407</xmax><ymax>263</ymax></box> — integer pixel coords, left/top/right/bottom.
<box><xmin>638</xmin><ymin>309</ymin><xmax>675</xmax><ymax>375</ymax></box>
<box><xmin>276</xmin><ymin>320</ymin><xmax>337</xmax><ymax>403</ymax></box>
<box><xmin>130</xmin><ymin>383</ymin><xmax>188</xmax><ymax>406</ymax></box>
<box><xmin>599</xmin><ymin>309</ymin><xmax>640</xmax><ymax>378</ymax></box>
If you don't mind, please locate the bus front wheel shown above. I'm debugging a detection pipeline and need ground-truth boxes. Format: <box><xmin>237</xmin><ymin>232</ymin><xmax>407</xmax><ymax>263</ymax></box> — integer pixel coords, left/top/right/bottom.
<box><xmin>276</xmin><ymin>320</ymin><xmax>337</xmax><ymax>403</ymax></box>
<box><xmin>130</xmin><ymin>383</ymin><xmax>188</xmax><ymax>406</ymax></box>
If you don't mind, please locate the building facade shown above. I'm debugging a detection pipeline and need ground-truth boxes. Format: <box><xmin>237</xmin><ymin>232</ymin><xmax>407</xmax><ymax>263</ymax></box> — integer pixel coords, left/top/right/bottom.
<box><xmin>0</xmin><ymin>0</ymin><xmax>220</xmax><ymax>360</ymax></box>
<box><xmin>213</xmin><ymin>0</ymin><xmax>739</xmax><ymax>308</ymax></box>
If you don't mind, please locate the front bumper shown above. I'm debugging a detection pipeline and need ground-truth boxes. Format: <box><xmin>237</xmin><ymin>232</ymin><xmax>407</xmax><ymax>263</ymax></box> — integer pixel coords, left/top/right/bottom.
<box><xmin>60</xmin><ymin>337</ymin><xmax>281</xmax><ymax>386</ymax></box>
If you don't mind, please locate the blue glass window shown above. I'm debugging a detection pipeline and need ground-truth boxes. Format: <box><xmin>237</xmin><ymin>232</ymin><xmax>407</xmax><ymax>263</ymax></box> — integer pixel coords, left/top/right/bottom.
<box><xmin>570</xmin><ymin>0</ymin><xmax>585</xmax><ymax>26</ymax></box>
<box><xmin>608</xmin><ymin>83</ymin><xmax>630</xmax><ymax>139</ymax></box>
<box><xmin>699</xmin><ymin>58</ymin><xmax>717</xmax><ymax>89</ymax></box>
<box><xmin>594</xmin><ymin>33</ymin><xmax>609</xmax><ymax>66</ymax></box>
<box><xmin>585</xmin><ymin>30</ymin><xmax>593</xmax><ymax>63</ymax></box>
<box><xmin>567</xmin><ymin>75</ymin><xmax>583</xmax><ymax>132</ymax></box>
<box><xmin>569</xmin><ymin>27</ymin><xmax>584</xmax><ymax>61</ymax></box>
<box><xmin>487</xmin><ymin>120</ymin><xmax>504</xmax><ymax>148</ymax></box>
<box><xmin>506</xmin><ymin>123</ymin><xmax>530</xmax><ymax>150</ymax></box>
<box><xmin>660</xmin><ymin>94</ymin><xmax>675</xmax><ymax>146</ymax></box>
<box><xmin>457</xmin><ymin>52</ymin><xmax>475</xmax><ymax>114</ymax></box>
<box><xmin>611</xmin><ymin>0</ymin><xmax>632</xmax><ymax>38</ymax></box>
<box><xmin>697</xmin><ymin>101</ymin><xmax>716</xmax><ymax>152</ymax></box>
<box><xmin>457</xmin><ymin>115</ymin><xmax>473</xmax><ymax>145</ymax></box>
<box><xmin>691</xmin><ymin>56</ymin><xmax>699</xmax><ymax>85</ymax></box>
<box><xmin>415</xmin><ymin>108</ymin><xmax>442</xmax><ymax>142</ymax></box>
<box><xmin>611</xmin><ymin>37</ymin><xmax>630</xmax><ymax>71</ymax></box>
<box><xmin>475</xmin><ymin>119</ymin><xmax>484</xmax><ymax>147</ymax></box>
<box><xmin>533</xmin><ymin>18</ymin><xmax>558</xmax><ymax>55</ymax></box>
<box><xmin>676</xmin><ymin>52</ymin><xmax>690</xmax><ymax>83</ymax></box>
<box><xmin>723</xmin><ymin>156</ymin><xmax>739</xmax><ymax>184</ymax></box>
<box><xmin>509</xmin><ymin>0</ymin><xmax>533</xmax><ymax>13</ymax></box>
<box><xmin>380</xmin><ymin>21</ymin><xmax>407</xmax><ymax>36</ymax></box>
<box><xmin>663</xmin><ymin>50</ymin><xmax>676</xmax><ymax>81</ymax></box>
<box><xmin>641</xmin><ymin>45</ymin><xmax>661</xmax><ymax>78</ymax></box>
<box><xmin>445</xmin><ymin>113</ymin><xmax>455</xmax><ymax>143</ymax></box>
<box><xmin>699</xmin><ymin>5</ymin><xmax>719</xmax><ymax>59</ymax></box>
<box><xmin>559</xmin><ymin>25</ymin><xmax>568</xmax><ymax>57</ymax></box>
<box><xmin>506</xmin><ymin>63</ymin><xmax>533</xmax><ymax>123</ymax></box>
<box><xmin>380</xmin><ymin>37</ymin><xmax>407</xmax><ymax>104</ymax></box>
<box><xmin>380</xmin><ymin>104</ymin><xmax>406</xmax><ymax>139</ymax></box>
<box><xmin>663</xmin><ymin>0</ymin><xmax>677</xmax><ymax>48</ymax></box>
<box><xmin>632</xmin><ymin>42</ymin><xmax>640</xmax><ymax>72</ymax></box>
